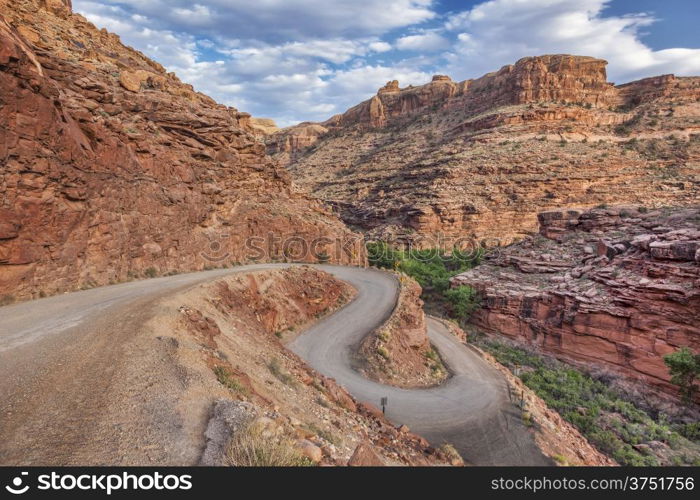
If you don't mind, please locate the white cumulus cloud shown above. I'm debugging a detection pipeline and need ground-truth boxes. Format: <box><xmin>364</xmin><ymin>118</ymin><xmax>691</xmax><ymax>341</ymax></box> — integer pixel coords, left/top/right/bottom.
<box><xmin>72</xmin><ymin>0</ymin><xmax>700</xmax><ymax>125</ymax></box>
<box><xmin>396</xmin><ymin>32</ymin><xmax>449</xmax><ymax>52</ymax></box>
<box><xmin>443</xmin><ymin>0</ymin><xmax>700</xmax><ymax>83</ymax></box>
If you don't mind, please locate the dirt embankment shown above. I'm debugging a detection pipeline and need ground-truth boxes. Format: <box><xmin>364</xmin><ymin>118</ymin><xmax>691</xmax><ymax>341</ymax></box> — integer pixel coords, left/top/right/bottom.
<box><xmin>156</xmin><ymin>266</ymin><xmax>456</xmax><ymax>466</ymax></box>
<box><xmin>358</xmin><ymin>274</ymin><xmax>448</xmax><ymax>388</ymax></box>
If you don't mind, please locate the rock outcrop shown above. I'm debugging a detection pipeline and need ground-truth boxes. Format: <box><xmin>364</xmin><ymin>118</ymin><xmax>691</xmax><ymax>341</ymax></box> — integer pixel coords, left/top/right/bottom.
<box><xmin>452</xmin><ymin>206</ymin><xmax>700</xmax><ymax>400</ymax></box>
<box><xmin>269</xmin><ymin>55</ymin><xmax>699</xmax><ymax>247</ymax></box>
<box><xmin>248</xmin><ymin>117</ymin><xmax>280</xmax><ymax>137</ymax></box>
<box><xmin>0</xmin><ymin>0</ymin><xmax>364</xmax><ymax>300</ymax></box>
<box><xmin>357</xmin><ymin>274</ymin><xmax>446</xmax><ymax>387</ymax></box>
<box><xmin>266</xmin><ymin>122</ymin><xmax>329</xmax><ymax>166</ymax></box>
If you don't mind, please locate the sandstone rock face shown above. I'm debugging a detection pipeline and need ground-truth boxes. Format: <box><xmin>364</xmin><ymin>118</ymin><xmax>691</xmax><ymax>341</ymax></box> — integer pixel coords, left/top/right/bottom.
<box><xmin>466</xmin><ymin>55</ymin><xmax>617</xmax><ymax>111</ymax></box>
<box><xmin>358</xmin><ymin>274</ymin><xmax>446</xmax><ymax>387</ymax></box>
<box><xmin>40</xmin><ymin>0</ymin><xmax>72</xmax><ymax>16</ymax></box>
<box><xmin>347</xmin><ymin>442</ymin><xmax>385</xmax><ymax>466</ymax></box>
<box><xmin>266</xmin><ymin>122</ymin><xmax>328</xmax><ymax>166</ymax></box>
<box><xmin>0</xmin><ymin>1</ymin><xmax>364</xmax><ymax>300</ymax></box>
<box><xmin>247</xmin><ymin>117</ymin><xmax>280</xmax><ymax>137</ymax></box>
<box><xmin>452</xmin><ymin>206</ymin><xmax>700</xmax><ymax>400</ymax></box>
<box><xmin>269</xmin><ymin>55</ymin><xmax>699</xmax><ymax>247</ymax></box>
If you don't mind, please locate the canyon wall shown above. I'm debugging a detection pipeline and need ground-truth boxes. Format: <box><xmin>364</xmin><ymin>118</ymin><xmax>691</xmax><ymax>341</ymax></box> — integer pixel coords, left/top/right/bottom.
<box><xmin>0</xmin><ymin>0</ymin><xmax>364</xmax><ymax>300</ymax></box>
<box><xmin>269</xmin><ymin>55</ymin><xmax>699</xmax><ymax>246</ymax></box>
<box><xmin>452</xmin><ymin>206</ymin><xmax>700</xmax><ymax>400</ymax></box>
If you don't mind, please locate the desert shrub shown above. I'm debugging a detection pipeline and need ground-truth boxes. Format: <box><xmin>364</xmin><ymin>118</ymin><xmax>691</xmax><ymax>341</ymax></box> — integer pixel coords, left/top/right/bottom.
<box><xmin>444</xmin><ymin>285</ymin><xmax>481</xmax><ymax>321</ymax></box>
<box><xmin>476</xmin><ymin>338</ymin><xmax>700</xmax><ymax>466</ymax></box>
<box><xmin>674</xmin><ymin>422</ymin><xmax>700</xmax><ymax>442</ymax></box>
<box><xmin>366</xmin><ymin>241</ymin><xmax>402</xmax><ymax>269</ymax></box>
<box><xmin>213</xmin><ymin>366</ymin><xmax>249</xmax><ymax>396</ymax></box>
<box><xmin>226</xmin><ymin>422</ymin><xmax>313</xmax><ymax>467</ymax></box>
<box><xmin>439</xmin><ymin>443</ymin><xmax>463</xmax><ymax>464</ymax></box>
<box><xmin>664</xmin><ymin>347</ymin><xmax>700</xmax><ymax>403</ymax></box>
<box><xmin>268</xmin><ymin>358</ymin><xmax>297</xmax><ymax>387</ymax></box>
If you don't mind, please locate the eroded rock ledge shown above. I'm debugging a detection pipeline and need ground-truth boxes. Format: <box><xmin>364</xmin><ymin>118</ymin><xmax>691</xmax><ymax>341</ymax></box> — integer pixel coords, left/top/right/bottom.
<box><xmin>267</xmin><ymin>53</ymin><xmax>698</xmax><ymax>246</ymax></box>
<box><xmin>357</xmin><ymin>274</ymin><xmax>447</xmax><ymax>388</ymax></box>
<box><xmin>453</xmin><ymin>206</ymin><xmax>700</xmax><ymax>400</ymax></box>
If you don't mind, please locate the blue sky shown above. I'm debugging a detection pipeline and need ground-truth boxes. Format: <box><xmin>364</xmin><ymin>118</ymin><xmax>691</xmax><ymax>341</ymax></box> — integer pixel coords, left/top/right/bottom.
<box><xmin>73</xmin><ymin>0</ymin><xmax>700</xmax><ymax>126</ymax></box>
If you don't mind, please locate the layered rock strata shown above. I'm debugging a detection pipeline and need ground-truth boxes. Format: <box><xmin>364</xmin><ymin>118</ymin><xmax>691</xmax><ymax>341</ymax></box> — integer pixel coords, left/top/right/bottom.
<box><xmin>269</xmin><ymin>55</ymin><xmax>699</xmax><ymax>246</ymax></box>
<box><xmin>0</xmin><ymin>0</ymin><xmax>364</xmax><ymax>300</ymax></box>
<box><xmin>452</xmin><ymin>206</ymin><xmax>700</xmax><ymax>400</ymax></box>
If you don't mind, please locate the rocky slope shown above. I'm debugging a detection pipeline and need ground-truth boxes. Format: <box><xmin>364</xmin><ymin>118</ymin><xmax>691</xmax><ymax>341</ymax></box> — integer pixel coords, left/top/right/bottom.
<box><xmin>267</xmin><ymin>55</ymin><xmax>699</xmax><ymax>246</ymax></box>
<box><xmin>0</xmin><ymin>0</ymin><xmax>363</xmax><ymax>301</ymax></box>
<box><xmin>452</xmin><ymin>206</ymin><xmax>700</xmax><ymax>401</ymax></box>
<box><xmin>357</xmin><ymin>274</ymin><xmax>447</xmax><ymax>387</ymax></box>
<box><xmin>171</xmin><ymin>267</ymin><xmax>456</xmax><ymax>466</ymax></box>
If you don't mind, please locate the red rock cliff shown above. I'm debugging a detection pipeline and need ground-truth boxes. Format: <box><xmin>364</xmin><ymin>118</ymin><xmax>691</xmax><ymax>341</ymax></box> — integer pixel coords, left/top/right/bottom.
<box><xmin>0</xmin><ymin>0</ymin><xmax>364</xmax><ymax>300</ymax></box>
<box><xmin>318</xmin><ymin>55</ymin><xmax>617</xmax><ymax>131</ymax></box>
<box><xmin>452</xmin><ymin>206</ymin><xmax>700</xmax><ymax>401</ymax></box>
<box><xmin>270</xmin><ymin>52</ymin><xmax>698</xmax><ymax>247</ymax></box>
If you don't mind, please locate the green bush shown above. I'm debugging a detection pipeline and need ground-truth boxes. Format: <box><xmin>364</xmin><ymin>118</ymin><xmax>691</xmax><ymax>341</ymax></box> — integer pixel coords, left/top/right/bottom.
<box><xmin>444</xmin><ymin>286</ymin><xmax>481</xmax><ymax>321</ymax></box>
<box><xmin>675</xmin><ymin>422</ymin><xmax>700</xmax><ymax>442</ymax></box>
<box><xmin>213</xmin><ymin>365</ymin><xmax>250</xmax><ymax>396</ymax></box>
<box><xmin>366</xmin><ymin>242</ymin><xmax>484</xmax><ymax>320</ymax></box>
<box><xmin>663</xmin><ymin>347</ymin><xmax>700</xmax><ymax>403</ymax></box>
<box><xmin>477</xmin><ymin>338</ymin><xmax>699</xmax><ymax>466</ymax></box>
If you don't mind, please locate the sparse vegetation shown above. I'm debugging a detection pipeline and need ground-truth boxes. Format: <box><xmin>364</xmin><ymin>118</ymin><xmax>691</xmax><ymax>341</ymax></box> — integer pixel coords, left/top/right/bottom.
<box><xmin>213</xmin><ymin>365</ymin><xmax>249</xmax><ymax>396</ymax></box>
<box><xmin>144</xmin><ymin>267</ymin><xmax>158</xmax><ymax>278</ymax></box>
<box><xmin>439</xmin><ymin>443</ymin><xmax>463</xmax><ymax>464</ymax></box>
<box><xmin>268</xmin><ymin>358</ymin><xmax>297</xmax><ymax>387</ymax></box>
<box><xmin>226</xmin><ymin>421</ymin><xmax>314</xmax><ymax>466</ymax></box>
<box><xmin>301</xmin><ymin>422</ymin><xmax>339</xmax><ymax>445</ymax></box>
<box><xmin>477</xmin><ymin>338</ymin><xmax>700</xmax><ymax>466</ymax></box>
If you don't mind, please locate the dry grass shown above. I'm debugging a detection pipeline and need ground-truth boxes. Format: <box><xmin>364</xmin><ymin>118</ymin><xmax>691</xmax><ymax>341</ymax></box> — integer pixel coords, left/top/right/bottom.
<box><xmin>267</xmin><ymin>358</ymin><xmax>297</xmax><ymax>387</ymax></box>
<box><xmin>213</xmin><ymin>365</ymin><xmax>250</xmax><ymax>396</ymax></box>
<box><xmin>439</xmin><ymin>443</ymin><xmax>464</xmax><ymax>465</ymax></box>
<box><xmin>225</xmin><ymin>421</ymin><xmax>313</xmax><ymax>467</ymax></box>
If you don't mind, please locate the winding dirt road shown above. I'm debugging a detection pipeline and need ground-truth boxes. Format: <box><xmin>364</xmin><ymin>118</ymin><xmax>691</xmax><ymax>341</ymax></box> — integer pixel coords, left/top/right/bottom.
<box><xmin>0</xmin><ymin>264</ymin><xmax>550</xmax><ymax>465</ymax></box>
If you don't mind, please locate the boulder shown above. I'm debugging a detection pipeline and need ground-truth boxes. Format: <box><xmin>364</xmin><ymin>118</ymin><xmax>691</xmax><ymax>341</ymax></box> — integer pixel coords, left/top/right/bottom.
<box><xmin>596</xmin><ymin>239</ymin><xmax>618</xmax><ymax>259</ymax></box>
<box><xmin>347</xmin><ymin>442</ymin><xmax>385</xmax><ymax>466</ymax></box>
<box><xmin>296</xmin><ymin>440</ymin><xmax>323</xmax><ymax>463</ymax></box>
